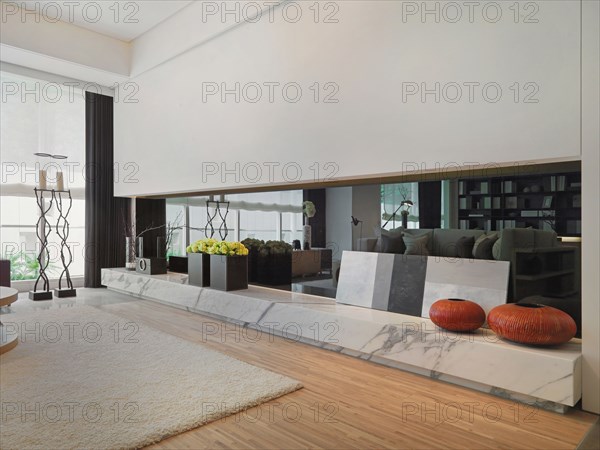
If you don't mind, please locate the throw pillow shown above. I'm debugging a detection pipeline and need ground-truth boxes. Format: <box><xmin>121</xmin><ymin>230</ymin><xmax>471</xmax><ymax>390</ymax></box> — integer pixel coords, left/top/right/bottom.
<box><xmin>472</xmin><ymin>233</ymin><xmax>495</xmax><ymax>257</ymax></box>
<box><xmin>472</xmin><ymin>233</ymin><xmax>499</xmax><ymax>260</ymax></box>
<box><xmin>373</xmin><ymin>227</ymin><xmax>403</xmax><ymax>252</ymax></box>
<box><xmin>456</xmin><ymin>236</ymin><xmax>475</xmax><ymax>258</ymax></box>
<box><xmin>403</xmin><ymin>234</ymin><xmax>430</xmax><ymax>256</ymax></box>
<box><xmin>381</xmin><ymin>233</ymin><xmax>405</xmax><ymax>254</ymax></box>
<box><xmin>492</xmin><ymin>237</ymin><xmax>503</xmax><ymax>260</ymax></box>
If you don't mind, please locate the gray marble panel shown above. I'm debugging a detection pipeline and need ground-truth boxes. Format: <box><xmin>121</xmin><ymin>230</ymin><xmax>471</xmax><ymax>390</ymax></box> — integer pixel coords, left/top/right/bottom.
<box><xmin>336</xmin><ymin>251</ymin><xmax>379</xmax><ymax>308</ymax></box>
<box><xmin>422</xmin><ymin>258</ymin><xmax>510</xmax><ymax>317</ymax></box>
<box><xmin>387</xmin><ymin>254</ymin><xmax>427</xmax><ymax>316</ymax></box>
<box><xmin>371</xmin><ymin>254</ymin><xmax>395</xmax><ymax>311</ymax></box>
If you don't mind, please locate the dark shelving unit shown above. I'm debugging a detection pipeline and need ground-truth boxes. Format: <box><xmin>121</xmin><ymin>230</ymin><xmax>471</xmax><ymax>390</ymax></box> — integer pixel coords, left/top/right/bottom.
<box><xmin>457</xmin><ymin>172</ymin><xmax>581</xmax><ymax>237</ymax></box>
<box><xmin>511</xmin><ymin>247</ymin><xmax>578</xmax><ymax>300</ymax></box>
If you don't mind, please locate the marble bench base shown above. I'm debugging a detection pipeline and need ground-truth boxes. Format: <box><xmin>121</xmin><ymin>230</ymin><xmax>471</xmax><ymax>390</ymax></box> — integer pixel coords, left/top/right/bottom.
<box><xmin>101</xmin><ymin>268</ymin><xmax>581</xmax><ymax>413</ymax></box>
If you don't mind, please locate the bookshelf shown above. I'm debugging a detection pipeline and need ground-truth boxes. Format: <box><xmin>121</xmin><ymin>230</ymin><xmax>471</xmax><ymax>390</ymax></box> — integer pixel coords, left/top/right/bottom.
<box><xmin>457</xmin><ymin>172</ymin><xmax>581</xmax><ymax>237</ymax></box>
<box><xmin>511</xmin><ymin>247</ymin><xmax>577</xmax><ymax>300</ymax></box>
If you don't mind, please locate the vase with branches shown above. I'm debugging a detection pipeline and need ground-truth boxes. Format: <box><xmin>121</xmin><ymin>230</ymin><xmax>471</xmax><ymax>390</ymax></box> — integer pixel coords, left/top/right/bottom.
<box><xmin>302</xmin><ymin>201</ymin><xmax>316</xmax><ymax>250</ymax></box>
<box><xmin>121</xmin><ymin>209</ymin><xmax>185</xmax><ymax>270</ymax></box>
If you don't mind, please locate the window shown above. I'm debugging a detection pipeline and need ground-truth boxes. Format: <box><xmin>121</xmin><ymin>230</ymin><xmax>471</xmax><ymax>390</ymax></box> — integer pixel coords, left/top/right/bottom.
<box><xmin>166</xmin><ymin>190</ymin><xmax>304</xmax><ymax>250</ymax></box>
<box><xmin>239</xmin><ymin>210</ymin><xmax>279</xmax><ymax>241</ymax></box>
<box><xmin>1</xmin><ymin>71</ymin><xmax>86</xmax><ymax>281</ymax></box>
<box><xmin>381</xmin><ymin>183</ymin><xmax>420</xmax><ymax>229</ymax></box>
<box><xmin>165</xmin><ymin>202</ymin><xmax>186</xmax><ymax>257</ymax></box>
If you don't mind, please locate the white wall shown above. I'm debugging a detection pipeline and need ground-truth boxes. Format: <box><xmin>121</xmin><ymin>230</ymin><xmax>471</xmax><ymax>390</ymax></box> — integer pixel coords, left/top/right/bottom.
<box><xmin>326</xmin><ymin>185</ymin><xmax>382</xmax><ymax>255</ymax></box>
<box><xmin>130</xmin><ymin>1</ymin><xmax>282</xmax><ymax>77</ymax></box>
<box><xmin>581</xmin><ymin>0</ymin><xmax>600</xmax><ymax>415</ymax></box>
<box><xmin>114</xmin><ymin>1</ymin><xmax>581</xmax><ymax>197</ymax></box>
<box><xmin>325</xmin><ymin>187</ymin><xmax>352</xmax><ymax>260</ymax></box>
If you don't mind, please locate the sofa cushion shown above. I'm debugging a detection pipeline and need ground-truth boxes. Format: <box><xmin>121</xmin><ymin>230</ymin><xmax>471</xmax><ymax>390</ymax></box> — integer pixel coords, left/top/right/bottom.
<box><xmin>496</xmin><ymin>228</ymin><xmax>535</xmax><ymax>261</ymax></box>
<box><xmin>492</xmin><ymin>237</ymin><xmax>502</xmax><ymax>260</ymax></box>
<box><xmin>403</xmin><ymin>228</ymin><xmax>434</xmax><ymax>254</ymax></box>
<box><xmin>356</xmin><ymin>238</ymin><xmax>378</xmax><ymax>252</ymax></box>
<box><xmin>433</xmin><ymin>228</ymin><xmax>485</xmax><ymax>257</ymax></box>
<box><xmin>373</xmin><ymin>227</ymin><xmax>404</xmax><ymax>252</ymax></box>
<box><xmin>404</xmin><ymin>234</ymin><xmax>430</xmax><ymax>255</ymax></box>
<box><xmin>534</xmin><ymin>229</ymin><xmax>559</xmax><ymax>248</ymax></box>
<box><xmin>456</xmin><ymin>236</ymin><xmax>476</xmax><ymax>258</ymax></box>
<box><xmin>473</xmin><ymin>233</ymin><xmax>499</xmax><ymax>259</ymax></box>
<box><xmin>381</xmin><ymin>233</ymin><xmax>405</xmax><ymax>254</ymax></box>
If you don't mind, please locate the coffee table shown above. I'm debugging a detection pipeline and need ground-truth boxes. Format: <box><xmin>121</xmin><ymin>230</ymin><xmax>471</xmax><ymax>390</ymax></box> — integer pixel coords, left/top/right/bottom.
<box><xmin>0</xmin><ymin>287</ymin><xmax>18</xmax><ymax>354</ymax></box>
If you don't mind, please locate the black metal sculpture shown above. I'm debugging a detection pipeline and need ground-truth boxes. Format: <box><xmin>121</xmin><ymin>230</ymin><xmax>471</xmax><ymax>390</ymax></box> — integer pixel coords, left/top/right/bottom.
<box><xmin>54</xmin><ymin>189</ymin><xmax>76</xmax><ymax>297</ymax></box>
<box><xmin>29</xmin><ymin>187</ymin><xmax>77</xmax><ymax>300</ymax></box>
<box><xmin>205</xmin><ymin>200</ymin><xmax>230</xmax><ymax>240</ymax></box>
<box><xmin>29</xmin><ymin>188</ymin><xmax>54</xmax><ymax>300</ymax></box>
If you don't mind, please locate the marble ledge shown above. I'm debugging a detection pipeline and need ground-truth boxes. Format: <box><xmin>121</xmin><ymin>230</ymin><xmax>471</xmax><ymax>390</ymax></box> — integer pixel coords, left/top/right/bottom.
<box><xmin>101</xmin><ymin>268</ymin><xmax>581</xmax><ymax>411</ymax></box>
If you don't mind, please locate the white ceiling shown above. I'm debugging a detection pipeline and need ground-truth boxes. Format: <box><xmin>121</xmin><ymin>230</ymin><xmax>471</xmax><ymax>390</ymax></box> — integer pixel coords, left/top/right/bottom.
<box><xmin>18</xmin><ymin>0</ymin><xmax>193</xmax><ymax>42</ymax></box>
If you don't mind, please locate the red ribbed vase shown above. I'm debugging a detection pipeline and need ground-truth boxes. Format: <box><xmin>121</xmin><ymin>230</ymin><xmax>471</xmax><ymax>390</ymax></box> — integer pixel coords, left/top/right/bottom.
<box><xmin>429</xmin><ymin>299</ymin><xmax>486</xmax><ymax>332</ymax></box>
<box><xmin>487</xmin><ymin>303</ymin><xmax>577</xmax><ymax>346</ymax></box>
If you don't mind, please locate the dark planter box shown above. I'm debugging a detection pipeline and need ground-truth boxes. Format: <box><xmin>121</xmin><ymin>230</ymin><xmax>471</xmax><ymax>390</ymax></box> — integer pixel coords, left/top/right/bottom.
<box><xmin>188</xmin><ymin>253</ymin><xmax>210</xmax><ymax>287</ymax></box>
<box><xmin>210</xmin><ymin>255</ymin><xmax>248</xmax><ymax>291</ymax></box>
<box><xmin>256</xmin><ymin>253</ymin><xmax>292</xmax><ymax>286</ymax></box>
<box><xmin>247</xmin><ymin>251</ymin><xmax>259</xmax><ymax>282</ymax></box>
<box><xmin>169</xmin><ymin>256</ymin><xmax>188</xmax><ymax>274</ymax></box>
<box><xmin>136</xmin><ymin>257</ymin><xmax>167</xmax><ymax>275</ymax></box>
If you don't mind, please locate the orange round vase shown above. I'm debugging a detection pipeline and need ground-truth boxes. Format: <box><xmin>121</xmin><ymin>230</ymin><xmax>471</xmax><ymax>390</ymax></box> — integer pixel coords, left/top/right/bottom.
<box><xmin>429</xmin><ymin>298</ymin><xmax>486</xmax><ymax>332</ymax></box>
<box><xmin>487</xmin><ymin>303</ymin><xmax>577</xmax><ymax>346</ymax></box>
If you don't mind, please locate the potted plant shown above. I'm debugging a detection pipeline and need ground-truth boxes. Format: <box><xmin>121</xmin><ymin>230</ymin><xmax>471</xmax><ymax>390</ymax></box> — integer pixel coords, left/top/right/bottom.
<box><xmin>256</xmin><ymin>240</ymin><xmax>293</xmax><ymax>285</ymax></box>
<box><xmin>206</xmin><ymin>240</ymin><xmax>249</xmax><ymax>291</ymax></box>
<box><xmin>186</xmin><ymin>238</ymin><xmax>216</xmax><ymax>287</ymax></box>
<box><xmin>241</xmin><ymin>238</ymin><xmax>264</xmax><ymax>282</ymax></box>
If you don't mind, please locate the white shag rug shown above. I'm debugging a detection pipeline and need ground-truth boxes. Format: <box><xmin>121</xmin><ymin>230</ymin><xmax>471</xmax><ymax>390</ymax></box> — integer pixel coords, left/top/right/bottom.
<box><xmin>0</xmin><ymin>306</ymin><xmax>302</xmax><ymax>449</ymax></box>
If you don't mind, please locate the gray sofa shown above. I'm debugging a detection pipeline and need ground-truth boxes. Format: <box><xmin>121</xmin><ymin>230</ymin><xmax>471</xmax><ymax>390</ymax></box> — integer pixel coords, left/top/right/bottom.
<box><xmin>357</xmin><ymin>227</ymin><xmax>559</xmax><ymax>262</ymax></box>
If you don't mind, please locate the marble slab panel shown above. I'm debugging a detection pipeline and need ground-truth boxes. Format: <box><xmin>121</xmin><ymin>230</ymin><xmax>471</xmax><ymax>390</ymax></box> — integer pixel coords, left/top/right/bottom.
<box><xmin>336</xmin><ymin>252</ymin><xmax>426</xmax><ymax>314</ymax></box>
<box><xmin>336</xmin><ymin>252</ymin><xmax>381</xmax><ymax>308</ymax></box>
<box><xmin>371</xmin><ymin>254</ymin><xmax>395</xmax><ymax>311</ymax></box>
<box><xmin>422</xmin><ymin>258</ymin><xmax>510</xmax><ymax>317</ymax></box>
<box><xmin>387</xmin><ymin>254</ymin><xmax>427</xmax><ymax>316</ymax></box>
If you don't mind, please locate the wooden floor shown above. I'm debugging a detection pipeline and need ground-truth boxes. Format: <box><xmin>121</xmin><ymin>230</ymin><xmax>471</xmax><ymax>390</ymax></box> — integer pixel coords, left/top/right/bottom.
<box><xmin>98</xmin><ymin>299</ymin><xmax>597</xmax><ymax>450</ymax></box>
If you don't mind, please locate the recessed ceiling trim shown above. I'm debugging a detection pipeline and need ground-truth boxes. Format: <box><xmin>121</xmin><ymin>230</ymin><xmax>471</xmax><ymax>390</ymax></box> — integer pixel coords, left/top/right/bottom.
<box><xmin>16</xmin><ymin>1</ymin><xmax>194</xmax><ymax>42</ymax></box>
<box><xmin>1</xmin><ymin>47</ymin><xmax>124</xmax><ymax>93</ymax></box>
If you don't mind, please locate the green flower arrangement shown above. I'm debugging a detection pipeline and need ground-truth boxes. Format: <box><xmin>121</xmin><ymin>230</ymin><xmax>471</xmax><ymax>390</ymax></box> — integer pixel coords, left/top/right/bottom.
<box><xmin>187</xmin><ymin>238</ymin><xmax>249</xmax><ymax>256</ymax></box>
<box><xmin>241</xmin><ymin>238</ymin><xmax>264</xmax><ymax>253</ymax></box>
<box><xmin>186</xmin><ymin>238</ymin><xmax>217</xmax><ymax>254</ymax></box>
<box><xmin>206</xmin><ymin>240</ymin><xmax>249</xmax><ymax>256</ymax></box>
<box><xmin>259</xmin><ymin>240</ymin><xmax>293</xmax><ymax>257</ymax></box>
<box><xmin>302</xmin><ymin>201</ymin><xmax>316</xmax><ymax>218</ymax></box>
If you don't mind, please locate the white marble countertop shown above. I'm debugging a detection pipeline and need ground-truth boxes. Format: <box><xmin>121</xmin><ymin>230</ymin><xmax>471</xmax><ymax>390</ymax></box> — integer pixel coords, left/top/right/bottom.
<box><xmin>102</xmin><ymin>267</ymin><xmax>582</xmax><ymax>408</ymax></box>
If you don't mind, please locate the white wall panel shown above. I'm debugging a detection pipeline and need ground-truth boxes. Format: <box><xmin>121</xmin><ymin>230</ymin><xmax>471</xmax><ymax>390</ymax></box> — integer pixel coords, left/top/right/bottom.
<box><xmin>115</xmin><ymin>1</ymin><xmax>581</xmax><ymax>197</ymax></box>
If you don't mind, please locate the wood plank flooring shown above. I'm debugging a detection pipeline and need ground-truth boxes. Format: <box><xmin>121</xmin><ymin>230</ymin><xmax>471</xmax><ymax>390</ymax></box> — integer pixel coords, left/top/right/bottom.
<box><xmin>97</xmin><ymin>299</ymin><xmax>597</xmax><ymax>450</ymax></box>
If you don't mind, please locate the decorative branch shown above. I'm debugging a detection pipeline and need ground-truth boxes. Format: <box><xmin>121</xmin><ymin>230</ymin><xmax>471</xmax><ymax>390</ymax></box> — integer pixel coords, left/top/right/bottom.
<box><xmin>121</xmin><ymin>207</ymin><xmax>135</xmax><ymax>238</ymax></box>
<box><xmin>165</xmin><ymin>210</ymin><xmax>184</xmax><ymax>255</ymax></box>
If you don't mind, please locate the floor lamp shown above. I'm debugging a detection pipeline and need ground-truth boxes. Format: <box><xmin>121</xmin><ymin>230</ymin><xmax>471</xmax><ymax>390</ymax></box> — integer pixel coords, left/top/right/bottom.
<box><xmin>351</xmin><ymin>216</ymin><xmax>363</xmax><ymax>250</ymax></box>
<box><xmin>382</xmin><ymin>200</ymin><xmax>413</xmax><ymax>229</ymax></box>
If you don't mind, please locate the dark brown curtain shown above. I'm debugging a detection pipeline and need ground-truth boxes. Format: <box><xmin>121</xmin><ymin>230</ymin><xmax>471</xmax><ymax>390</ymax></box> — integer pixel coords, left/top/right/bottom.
<box><xmin>84</xmin><ymin>92</ymin><xmax>130</xmax><ymax>287</ymax></box>
<box><xmin>418</xmin><ymin>181</ymin><xmax>442</xmax><ymax>229</ymax></box>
